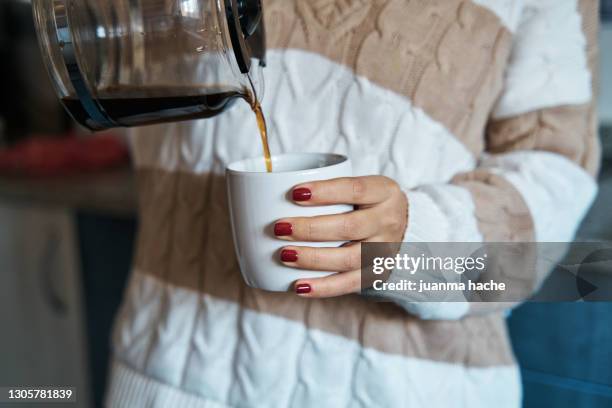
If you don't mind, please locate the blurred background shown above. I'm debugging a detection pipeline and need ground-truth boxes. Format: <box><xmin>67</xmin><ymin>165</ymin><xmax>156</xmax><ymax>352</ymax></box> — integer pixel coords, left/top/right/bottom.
<box><xmin>0</xmin><ymin>1</ymin><xmax>611</xmax><ymax>407</ymax></box>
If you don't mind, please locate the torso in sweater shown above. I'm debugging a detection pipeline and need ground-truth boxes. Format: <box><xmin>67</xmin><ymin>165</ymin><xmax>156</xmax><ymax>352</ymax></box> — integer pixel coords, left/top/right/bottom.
<box><xmin>109</xmin><ymin>1</ymin><xmax>598</xmax><ymax>407</ymax></box>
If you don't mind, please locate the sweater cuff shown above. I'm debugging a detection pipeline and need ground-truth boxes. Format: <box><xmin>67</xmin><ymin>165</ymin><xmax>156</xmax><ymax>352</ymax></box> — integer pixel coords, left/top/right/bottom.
<box><xmin>363</xmin><ymin>189</ymin><xmax>467</xmax><ymax>320</ymax></box>
<box><xmin>402</xmin><ymin>189</ymin><xmax>449</xmax><ymax>243</ymax></box>
<box><xmin>402</xmin><ymin>186</ymin><xmax>484</xmax><ymax>243</ymax></box>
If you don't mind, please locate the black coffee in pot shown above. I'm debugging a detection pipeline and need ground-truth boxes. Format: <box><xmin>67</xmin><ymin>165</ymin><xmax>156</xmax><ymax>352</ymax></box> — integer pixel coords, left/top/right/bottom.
<box><xmin>61</xmin><ymin>85</ymin><xmax>242</xmax><ymax>128</ymax></box>
<box><xmin>62</xmin><ymin>83</ymin><xmax>273</xmax><ymax>172</ymax></box>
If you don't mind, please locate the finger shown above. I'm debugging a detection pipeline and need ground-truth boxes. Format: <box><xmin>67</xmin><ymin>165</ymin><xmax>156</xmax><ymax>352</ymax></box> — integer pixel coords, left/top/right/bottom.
<box><xmin>291</xmin><ymin>176</ymin><xmax>399</xmax><ymax>206</ymax></box>
<box><xmin>294</xmin><ymin>270</ymin><xmax>361</xmax><ymax>298</ymax></box>
<box><xmin>274</xmin><ymin>208</ymin><xmax>379</xmax><ymax>242</ymax></box>
<box><xmin>280</xmin><ymin>242</ymin><xmax>361</xmax><ymax>272</ymax></box>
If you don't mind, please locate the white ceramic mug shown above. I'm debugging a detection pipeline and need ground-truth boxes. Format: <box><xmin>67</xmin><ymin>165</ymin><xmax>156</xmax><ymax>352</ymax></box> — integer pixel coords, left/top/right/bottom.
<box><xmin>226</xmin><ymin>153</ymin><xmax>353</xmax><ymax>291</ymax></box>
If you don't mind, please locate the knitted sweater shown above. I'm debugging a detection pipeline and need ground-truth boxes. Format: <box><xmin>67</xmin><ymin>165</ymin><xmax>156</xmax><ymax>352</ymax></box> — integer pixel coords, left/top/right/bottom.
<box><xmin>107</xmin><ymin>1</ymin><xmax>600</xmax><ymax>407</ymax></box>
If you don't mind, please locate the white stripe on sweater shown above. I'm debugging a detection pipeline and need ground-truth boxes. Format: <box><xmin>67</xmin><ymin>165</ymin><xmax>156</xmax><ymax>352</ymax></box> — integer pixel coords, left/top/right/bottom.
<box><xmin>492</xmin><ymin>0</ymin><xmax>591</xmax><ymax>118</ymax></box>
<box><xmin>130</xmin><ymin>49</ymin><xmax>476</xmax><ymax>191</ymax></box>
<box><xmin>111</xmin><ymin>271</ymin><xmax>521</xmax><ymax>408</ymax></box>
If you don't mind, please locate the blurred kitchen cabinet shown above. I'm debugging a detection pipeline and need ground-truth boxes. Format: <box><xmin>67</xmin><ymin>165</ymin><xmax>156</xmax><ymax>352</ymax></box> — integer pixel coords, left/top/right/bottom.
<box><xmin>0</xmin><ymin>202</ymin><xmax>91</xmax><ymax>408</ymax></box>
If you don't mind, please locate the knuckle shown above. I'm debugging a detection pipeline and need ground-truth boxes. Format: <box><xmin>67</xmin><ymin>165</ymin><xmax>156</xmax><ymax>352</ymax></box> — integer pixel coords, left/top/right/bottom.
<box><xmin>384</xmin><ymin>177</ymin><xmax>401</xmax><ymax>194</ymax></box>
<box><xmin>388</xmin><ymin>207</ymin><xmax>407</xmax><ymax>235</ymax></box>
<box><xmin>310</xmin><ymin>247</ymin><xmax>321</xmax><ymax>267</ymax></box>
<box><xmin>306</xmin><ymin>219</ymin><xmax>317</xmax><ymax>241</ymax></box>
<box><xmin>341</xmin><ymin>215</ymin><xmax>361</xmax><ymax>240</ymax></box>
<box><xmin>381</xmin><ymin>209</ymin><xmax>402</xmax><ymax>232</ymax></box>
<box><xmin>351</xmin><ymin>178</ymin><xmax>367</xmax><ymax>201</ymax></box>
<box><xmin>343</xmin><ymin>249</ymin><xmax>360</xmax><ymax>270</ymax></box>
<box><xmin>349</xmin><ymin>273</ymin><xmax>362</xmax><ymax>292</ymax></box>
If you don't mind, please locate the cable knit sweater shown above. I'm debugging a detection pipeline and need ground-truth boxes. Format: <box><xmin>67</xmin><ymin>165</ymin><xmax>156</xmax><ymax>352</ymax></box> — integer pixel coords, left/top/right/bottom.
<box><xmin>107</xmin><ymin>1</ymin><xmax>600</xmax><ymax>407</ymax></box>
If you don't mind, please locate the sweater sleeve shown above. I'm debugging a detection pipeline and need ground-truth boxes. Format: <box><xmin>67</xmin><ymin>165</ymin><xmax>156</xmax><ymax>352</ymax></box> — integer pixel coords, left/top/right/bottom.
<box><xmin>379</xmin><ymin>0</ymin><xmax>601</xmax><ymax>319</ymax></box>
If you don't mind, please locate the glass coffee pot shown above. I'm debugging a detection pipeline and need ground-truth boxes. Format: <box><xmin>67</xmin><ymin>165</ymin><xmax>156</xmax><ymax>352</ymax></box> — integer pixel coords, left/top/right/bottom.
<box><xmin>32</xmin><ymin>0</ymin><xmax>266</xmax><ymax>130</ymax></box>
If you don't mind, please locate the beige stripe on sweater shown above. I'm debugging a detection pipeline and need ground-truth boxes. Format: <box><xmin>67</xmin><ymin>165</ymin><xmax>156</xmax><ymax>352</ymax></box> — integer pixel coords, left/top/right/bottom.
<box><xmin>265</xmin><ymin>0</ymin><xmax>513</xmax><ymax>157</ymax></box>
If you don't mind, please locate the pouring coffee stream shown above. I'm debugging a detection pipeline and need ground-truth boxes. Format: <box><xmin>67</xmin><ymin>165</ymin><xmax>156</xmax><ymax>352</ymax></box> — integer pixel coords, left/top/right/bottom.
<box><xmin>246</xmin><ymin>73</ymin><xmax>273</xmax><ymax>173</ymax></box>
<box><xmin>252</xmin><ymin>102</ymin><xmax>272</xmax><ymax>173</ymax></box>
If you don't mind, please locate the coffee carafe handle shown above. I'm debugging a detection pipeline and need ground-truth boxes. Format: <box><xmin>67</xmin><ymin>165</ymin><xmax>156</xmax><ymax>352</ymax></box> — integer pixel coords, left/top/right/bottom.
<box><xmin>225</xmin><ymin>0</ymin><xmax>266</xmax><ymax>73</ymax></box>
<box><xmin>247</xmin><ymin>14</ymin><xmax>266</xmax><ymax>68</ymax></box>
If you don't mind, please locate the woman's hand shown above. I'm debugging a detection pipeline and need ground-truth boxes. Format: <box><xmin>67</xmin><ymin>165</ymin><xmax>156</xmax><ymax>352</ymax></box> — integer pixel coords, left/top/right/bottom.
<box><xmin>274</xmin><ymin>176</ymin><xmax>408</xmax><ymax>298</ymax></box>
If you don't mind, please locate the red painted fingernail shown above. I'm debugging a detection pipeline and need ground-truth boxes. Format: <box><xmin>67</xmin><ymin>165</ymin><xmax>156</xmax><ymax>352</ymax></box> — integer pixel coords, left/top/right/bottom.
<box><xmin>296</xmin><ymin>283</ymin><xmax>311</xmax><ymax>294</ymax></box>
<box><xmin>281</xmin><ymin>249</ymin><xmax>298</xmax><ymax>262</ymax></box>
<box><xmin>292</xmin><ymin>187</ymin><xmax>312</xmax><ymax>202</ymax></box>
<box><xmin>274</xmin><ymin>222</ymin><xmax>293</xmax><ymax>236</ymax></box>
